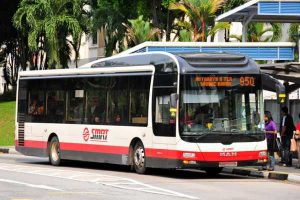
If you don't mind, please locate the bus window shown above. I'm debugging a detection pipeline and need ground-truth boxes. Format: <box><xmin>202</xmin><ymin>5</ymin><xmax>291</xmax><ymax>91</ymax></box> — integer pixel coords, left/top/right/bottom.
<box><xmin>46</xmin><ymin>91</ymin><xmax>65</xmax><ymax>123</ymax></box>
<box><xmin>85</xmin><ymin>77</ymin><xmax>108</xmax><ymax>124</ymax></box>
<box><xmin>108</xmin><ymin>77</ymin><xmax>129</xmax><ymax>125</ymax></box>
<box><xmin>66</xmin><ymin>90</ymin><xmax>85</xmax><ymax>124</ymax></box>
<box><xmin>152</xmin><ymin>88</ymin><xmax>176</xmax><ymax>137</ymax></box>
<box><xmin>27</xmin><ymin>91</ymin><xmax>45</xmax><ymax>121</ymax></box>
<box><xmin>130</xmin><ymin>76</ymin><xmax>150</xmax><ymax>126</ymax></box>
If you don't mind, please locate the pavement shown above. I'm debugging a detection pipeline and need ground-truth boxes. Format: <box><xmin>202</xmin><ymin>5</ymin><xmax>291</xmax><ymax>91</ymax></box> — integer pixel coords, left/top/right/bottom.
<box><xmin>222</xmin><ymin>159</ymin><xmax>300</xmax><ymax>183</ymax></box>
<box><xmin>1</xmin><ymin>146</ymin><xmax>300</xmax><ymax>183</ymax></box>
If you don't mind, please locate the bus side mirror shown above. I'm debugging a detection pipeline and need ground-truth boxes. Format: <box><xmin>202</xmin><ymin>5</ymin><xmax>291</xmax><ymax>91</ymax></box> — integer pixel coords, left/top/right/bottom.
<box><xmin>170</xmin><ymin>93</ymin><xmax>178</xmax><ymax>108</ymax></box>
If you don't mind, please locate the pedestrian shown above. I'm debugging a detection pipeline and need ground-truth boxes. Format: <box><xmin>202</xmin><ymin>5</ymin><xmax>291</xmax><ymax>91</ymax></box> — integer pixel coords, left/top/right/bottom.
<box><xmin>294</xmin><ymin>113</ymin><xmax>300</xmax><ymax>169</ymax></box>
<box><xmin>280</xmin><ymin>106</ymin><xmax>295</xmax><ymax>167</ymax></box>
<box><xmin>264</xmin><ymin>111</ymin><xmax>277</xmax><ymax>171</ymax></box>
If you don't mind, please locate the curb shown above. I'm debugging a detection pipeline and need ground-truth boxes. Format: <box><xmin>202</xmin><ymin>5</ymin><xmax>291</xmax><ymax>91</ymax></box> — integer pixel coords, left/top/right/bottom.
<box><xmin>223</xmin><ymin>167</ymin><xmax>300</xmax><ymax>184</ymax></box>
<box><xmin>0</xmin><ymin>148</ymin><xmax>9</xmax><ymax>154</ymax></box>
<box><xmin>0</xmin><ymin>147</ymin><xmax>18</xmax><ymax>154</ymax></box>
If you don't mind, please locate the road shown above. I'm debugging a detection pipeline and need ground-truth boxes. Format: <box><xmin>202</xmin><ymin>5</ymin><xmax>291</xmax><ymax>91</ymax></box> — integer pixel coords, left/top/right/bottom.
<box><xmin>0</xmin><ymin>153</ymin><xmax>299</xmax><ymax>200</ymax></box>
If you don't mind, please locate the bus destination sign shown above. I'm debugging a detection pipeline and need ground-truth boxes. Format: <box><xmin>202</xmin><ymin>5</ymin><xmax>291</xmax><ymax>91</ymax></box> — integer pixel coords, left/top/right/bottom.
<box><xmin>194</xmin><ymin>76</ymin><xmax>256</xmax><ymax>87</ymax></box>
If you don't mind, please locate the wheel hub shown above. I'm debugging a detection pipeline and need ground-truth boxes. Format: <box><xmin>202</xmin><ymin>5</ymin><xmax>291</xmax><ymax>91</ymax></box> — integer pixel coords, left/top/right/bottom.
<box><xmin>134</xmin><ymin>146</ymin><xmax>145</xmax><ymax>167</ymax></box>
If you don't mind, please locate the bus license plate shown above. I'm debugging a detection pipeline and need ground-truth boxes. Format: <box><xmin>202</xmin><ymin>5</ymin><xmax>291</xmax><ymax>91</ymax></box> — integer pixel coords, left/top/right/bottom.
<box><xmin>219</xmin><ymin>162</ymin><xmax>237</xmax><ymax>167</ymax></box>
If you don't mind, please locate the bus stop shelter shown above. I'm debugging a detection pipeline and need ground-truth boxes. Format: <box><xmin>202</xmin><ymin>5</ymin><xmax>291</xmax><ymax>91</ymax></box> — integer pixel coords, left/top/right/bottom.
<box><xmin>216</xmin><ymin>0</ymin><xmax>300</xmax><ymax>42</ymax></box>
<box><xmin>260</xmin><ymin>62</ymin><xmax>300</xmax><ymax>94</ymax></box>
<box><xmin>216</xmin><ymin>0</ymin><xmax>300</xmax><ymax>110</ymax></box>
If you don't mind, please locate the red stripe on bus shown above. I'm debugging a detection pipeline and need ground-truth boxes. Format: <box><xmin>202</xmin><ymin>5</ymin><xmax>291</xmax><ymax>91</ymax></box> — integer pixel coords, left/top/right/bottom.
<box><xmin>25</xmin><ymin>140</ymin><xmax>47</xmax><ymax>149</ymax></box>
<box><xmin>18</xmin><ymin>140</ymin><xmax>267</xmax><ymax>161</ymax></box>
<box><xmin>147</xmin><ymin>149</ymin><xmax>267</xmax><ymax>161</ymax></box>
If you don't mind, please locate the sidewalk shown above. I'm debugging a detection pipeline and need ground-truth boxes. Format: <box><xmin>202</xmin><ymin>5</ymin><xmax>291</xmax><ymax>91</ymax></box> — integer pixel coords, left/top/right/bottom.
<box><xmin>1</xmin><ymin>146</ymin><xmax>300</xmax><ymax>183</ymax></box>
<box><xmin>223</xmin><ymin>158</ymin><xmax>300</xmax><ymax>184</ymax></box>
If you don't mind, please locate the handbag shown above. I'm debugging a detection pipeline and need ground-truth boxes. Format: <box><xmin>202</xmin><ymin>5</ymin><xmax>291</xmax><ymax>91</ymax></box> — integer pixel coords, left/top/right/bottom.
<box><xmin>290</xmin><ymin>138</ymin><xmax>297</xmax><ymax>152</ymax></box>
<box><xmin>274</xmin><ymin>137</ymin><xmax>281</xmax><ymax>152</ymax></box>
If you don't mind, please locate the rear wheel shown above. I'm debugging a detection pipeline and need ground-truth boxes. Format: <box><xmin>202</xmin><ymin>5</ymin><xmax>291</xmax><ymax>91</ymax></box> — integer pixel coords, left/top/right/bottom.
<box><xmin>204</xmin><ymin>167</ymin><xmax>223</xmax><ymax>176</ymax></box>
<box><xmin>133</xmin><ymin>141</ymin><xmax>146</xmax><ymax>174</ymax></box>
<box><xmin>49</xmin><ymin>137</ymin><xmax>61</xmax><ymax>166</ymax></box>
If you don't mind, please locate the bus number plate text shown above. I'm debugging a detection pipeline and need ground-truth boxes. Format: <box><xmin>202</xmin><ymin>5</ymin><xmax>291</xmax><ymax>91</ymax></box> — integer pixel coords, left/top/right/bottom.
<box><xmin>219</xmin><ymin>162</ymin><xmax>237</xmax><ymax>167</ymax></box>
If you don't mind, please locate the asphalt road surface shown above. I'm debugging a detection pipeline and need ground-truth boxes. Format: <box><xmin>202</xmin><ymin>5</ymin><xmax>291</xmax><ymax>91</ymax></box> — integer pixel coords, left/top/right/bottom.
<box><xmin>0</xmin><ymin>153</ymin><xmax>299</xmax><ymax>200</ymax></box>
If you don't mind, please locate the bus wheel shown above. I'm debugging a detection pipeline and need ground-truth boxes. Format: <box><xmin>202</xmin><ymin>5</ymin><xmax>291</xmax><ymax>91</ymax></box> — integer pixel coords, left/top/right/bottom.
<box><xmin>204</xmin><ymin>167</ymin><xmax>223</xmax><ymax>176</ymax></box>
<box><xmin>49</xmin><ymin>137</ymin><xmax>61</xmax><ymax>166</ymax></box>
<box><xmin>133</xmin><ymin>141</ymin><xmax>146</xmax><ymax>174</ymax></box>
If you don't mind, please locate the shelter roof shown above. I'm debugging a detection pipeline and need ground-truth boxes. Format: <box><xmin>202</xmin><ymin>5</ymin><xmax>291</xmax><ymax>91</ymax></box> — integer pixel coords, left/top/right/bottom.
<box><xmin>216</xmin><ymin>0</ymin><xmax>300</xmax><ymax>23</ymax></box>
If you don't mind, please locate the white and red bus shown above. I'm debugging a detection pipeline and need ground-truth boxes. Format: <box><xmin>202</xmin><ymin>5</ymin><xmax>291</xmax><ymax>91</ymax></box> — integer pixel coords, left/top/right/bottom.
<box><xmin>16</xmin><ymin>52</ymin><xmax>269</xmax><ymax>174</ymax></box>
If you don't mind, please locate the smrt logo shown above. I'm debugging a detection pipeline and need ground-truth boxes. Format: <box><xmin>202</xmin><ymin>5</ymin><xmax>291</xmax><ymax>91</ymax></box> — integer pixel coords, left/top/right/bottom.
<box><xmin>83</xmin><ymin>128</ymin><xmax>108</xmax><ymax>142</ymax></box>
<box><xmin>83</xmin><ymin>128</ymin><xmax>90</xmax><ymax>141</ymax></box>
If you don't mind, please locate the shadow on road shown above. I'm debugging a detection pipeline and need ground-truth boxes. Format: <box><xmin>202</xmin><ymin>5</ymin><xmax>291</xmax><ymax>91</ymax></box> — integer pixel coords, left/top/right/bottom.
<box><xmin>18</xmin><ymin>157</ymin><xmax>255</xmax><ymax>180</ymax></box>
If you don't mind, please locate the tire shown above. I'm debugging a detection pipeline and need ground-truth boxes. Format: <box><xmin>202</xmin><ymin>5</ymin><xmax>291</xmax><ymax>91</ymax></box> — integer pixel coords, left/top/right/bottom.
<box><xmin>133</xmin><ymin>141</ymin><xmax>146</xmax><ymax>174</ymax></box>
<box><xmin>204</xmin><ymin>167</ymin><xmax>223</xmax><ymax>176</ymax></box>
<box><xmin>49</xmin><ymin>136</ymin><xmax>61</xmax><ymax>166</ymax></box>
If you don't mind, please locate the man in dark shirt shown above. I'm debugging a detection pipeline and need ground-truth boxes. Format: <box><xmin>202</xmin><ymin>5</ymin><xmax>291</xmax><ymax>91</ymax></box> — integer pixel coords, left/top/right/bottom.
<box><xmin>281</xmin><ymin>106</ymin><xmax>295</xmax><ymax>167</ymax></box>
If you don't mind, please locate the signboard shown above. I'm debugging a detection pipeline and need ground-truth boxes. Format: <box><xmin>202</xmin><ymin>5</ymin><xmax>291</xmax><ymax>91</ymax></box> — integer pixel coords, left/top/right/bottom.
<box><xmin>194</xmin><ymin>76</ymin><xmax>256</xmax><ymax>87</ymax></box>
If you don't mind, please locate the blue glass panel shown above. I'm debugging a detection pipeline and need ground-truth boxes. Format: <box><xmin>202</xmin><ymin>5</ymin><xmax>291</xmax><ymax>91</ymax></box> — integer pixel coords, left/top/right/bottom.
<box><xmin>281</xmin><ymin>2</ymin><xmax>300</xmax><ymax>14</ymax></box>
<box><xmin>259</xmin><ymin>2</ymin><xmax>279</xmax><ymax>14</ymax></box>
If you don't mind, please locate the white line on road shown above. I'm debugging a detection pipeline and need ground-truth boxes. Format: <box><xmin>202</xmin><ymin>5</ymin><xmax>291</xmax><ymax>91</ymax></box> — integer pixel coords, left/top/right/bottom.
<box><xmin>0</xmin><ymin>163</ymin><xmax>199</xmax><ymax>199</ymax></box>
<box><xmin>0</xmin><ymin>178</ymin><xmax>63</xmax><ymax>191</ymax></box>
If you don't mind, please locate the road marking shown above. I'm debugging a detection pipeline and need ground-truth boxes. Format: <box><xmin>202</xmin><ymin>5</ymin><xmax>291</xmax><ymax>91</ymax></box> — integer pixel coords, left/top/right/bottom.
<box><xmin>0</xmin><ymin>163</ymin><xmax>198</xmax><ymax>199</ymax></box>
<box><xmin>0</xmin><ymin>178</ymin><xmax>63</xmax><ymax>191</ymax></box>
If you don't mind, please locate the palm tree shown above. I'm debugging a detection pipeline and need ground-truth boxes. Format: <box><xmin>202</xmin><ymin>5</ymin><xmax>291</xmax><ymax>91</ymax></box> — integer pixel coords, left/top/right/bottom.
<box><xmin>92</xmin><ymin>0</ymin><xmax>139</xmax><ymax>56</ymax></box>
<box><xmin>169</xmin><ymin>0</ymin><xmax>224</xmax><ymax>41</ymax></box>
<box><xmin>229</xmin><ymin>23</ymin><xmax>282</xmax><ymax>42</ymax></box>
<box><xmin>123</xmin><ymin>15</ymin><xmax>161</xmax><ymax>46</ymax></box>
<box><xmin>13</xmin><ymin>0</ymin><xmax>91</xmax><ymax>69</ymax></box>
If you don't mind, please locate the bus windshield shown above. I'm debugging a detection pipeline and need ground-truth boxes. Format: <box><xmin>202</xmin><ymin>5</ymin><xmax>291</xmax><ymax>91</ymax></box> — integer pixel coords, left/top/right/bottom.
<box><xmin>180</xmin><ymin>74</ymin><xmax>264</xmax><ymax>137</ymax></box>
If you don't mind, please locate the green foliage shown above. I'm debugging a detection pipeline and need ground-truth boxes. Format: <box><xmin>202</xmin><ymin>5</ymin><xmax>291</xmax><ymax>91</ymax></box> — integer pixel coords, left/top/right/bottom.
<box><xmin>169</xmin><ymin>0</ymin><xmax>224</xmax><ymax>41</ymax></box>
<box><xmin>0</xmin><ymin>101</ymin><xmax>15</xmax><ymax>146</ymax></box>
<box><xmin>93</xmin><ymin>0</ymin><xmax>139</xmax><ymax>56</ymax></box>
<box><xmin>179</xmin><ymin>29</ymin><xmax>192</xmax><ymax>41</ymax></box>
<box><xmin>208</xmin><ymin>22</ymin><xmax>230</xmax><ymax>36</ymax></box>
<box><xmin>289</xmin><ymin>24</ymin><xmax>300</xmax><ymax>42</ymax></box>
<box><xmin>162</xmin><ymin>0</ymin><xmax>177</xmax><ymax>8</ymax></box>
<box><xmin>13</xmin><ymin>0</ymin><xmax>91</xmax><ymax>69</ymax></box>
<box><xmin>230</xmin><ymin>23</ymin><xmax>282</xmax><ymax>42</ymax></box>
<box><xmin>0</xmin><ymin>90</ymin><xmax>16</xmax><ymax>102</ymax></box>
<box><xmin>124</xmin><ymin>15</ymin><xmax>161</xmax><ymax>46</ymax></box>
<box><xmin>223</xmin><ymin>0</ymin><xmax>245</xmax><ymax>12</ymax></box>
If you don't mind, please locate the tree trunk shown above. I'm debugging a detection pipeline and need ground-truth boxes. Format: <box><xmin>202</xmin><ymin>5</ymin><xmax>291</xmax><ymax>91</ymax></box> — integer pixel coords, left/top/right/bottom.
<box><xmin>201</xmin><ymin>20</ymin><xmax>205</xmax><ymax>42</ymax></box>
<box><xmin>193</xmin><ymin>20</ymin><xmax>198</xmax><ymax>42</ymax></box>
<box><xmin>151</xmin><ymin>0</ymin><xmax>158</xmax><ymax>27</ymax></box>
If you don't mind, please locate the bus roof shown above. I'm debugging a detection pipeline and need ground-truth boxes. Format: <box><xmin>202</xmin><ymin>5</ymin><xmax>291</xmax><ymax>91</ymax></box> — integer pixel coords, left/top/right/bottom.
<box><xmin>19</xmin><ymin>65</ymin><xmax>154</xmax><ymax>79</ymax></box>
<box><xmin>88</xmin><ymin>51</ymin><xmax>260</xmax><ymax>74</ymax></box>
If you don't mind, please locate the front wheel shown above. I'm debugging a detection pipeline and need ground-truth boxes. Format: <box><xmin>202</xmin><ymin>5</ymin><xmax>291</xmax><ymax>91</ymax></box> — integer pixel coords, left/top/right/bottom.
<box><xmin>133</xmin><ymin>141</ymin><xmax>146</xmax><ymax>174</ymax></box>
<box><xmin>49</xmin><ymin>136</ymin><xmax>61</xmax><ymax>166</ymax></box>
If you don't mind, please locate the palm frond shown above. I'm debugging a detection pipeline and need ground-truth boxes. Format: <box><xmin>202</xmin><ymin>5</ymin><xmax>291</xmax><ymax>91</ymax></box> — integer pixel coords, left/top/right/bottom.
<box><xmin>208</xmin><ymin>22</ymin><xmax>230</xmax><ymax>36</ymax></box>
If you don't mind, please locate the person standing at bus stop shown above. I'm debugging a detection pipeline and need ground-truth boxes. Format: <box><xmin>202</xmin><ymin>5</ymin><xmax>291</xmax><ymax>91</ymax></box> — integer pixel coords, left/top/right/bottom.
<box><xmin>294</xmin><ymin>113</ymin><xmax>300</xmax><ymax>168</ymax></box>
<box><xmin>280</xmin><ymin>106</ymin><xmax>295</xmax><ymax>167</ymax></box>
<box><xmin>264</xmin><ymin>111</ymin><xmax>277</xmax><ymax>171</ymax></box>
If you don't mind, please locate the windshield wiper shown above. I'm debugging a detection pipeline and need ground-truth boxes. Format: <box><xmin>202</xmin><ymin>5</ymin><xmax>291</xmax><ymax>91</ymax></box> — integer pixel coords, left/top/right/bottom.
<box><xmin>195</xmin><ymin>133</ymin><xmax>212</xmax><ymax>140</ymax></box>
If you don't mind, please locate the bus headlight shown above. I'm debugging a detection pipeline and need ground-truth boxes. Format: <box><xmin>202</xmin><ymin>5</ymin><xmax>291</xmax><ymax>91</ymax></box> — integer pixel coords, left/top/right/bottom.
<box><xmin>183</xmin><ymin>152</ymin><xmax>195</xmax><ymax>158</ymax></box>
<box><xmin>259</xmin><ymin>151</ymin><xmax>267</xmax><ymax>157</ymax></box>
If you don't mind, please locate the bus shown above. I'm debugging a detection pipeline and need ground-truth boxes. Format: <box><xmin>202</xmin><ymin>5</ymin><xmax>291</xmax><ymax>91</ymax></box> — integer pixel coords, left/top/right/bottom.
<box><xmin>16</xmin><ymin>52</ymin><xmax>269</xmax><ymax>174</ymax></box>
